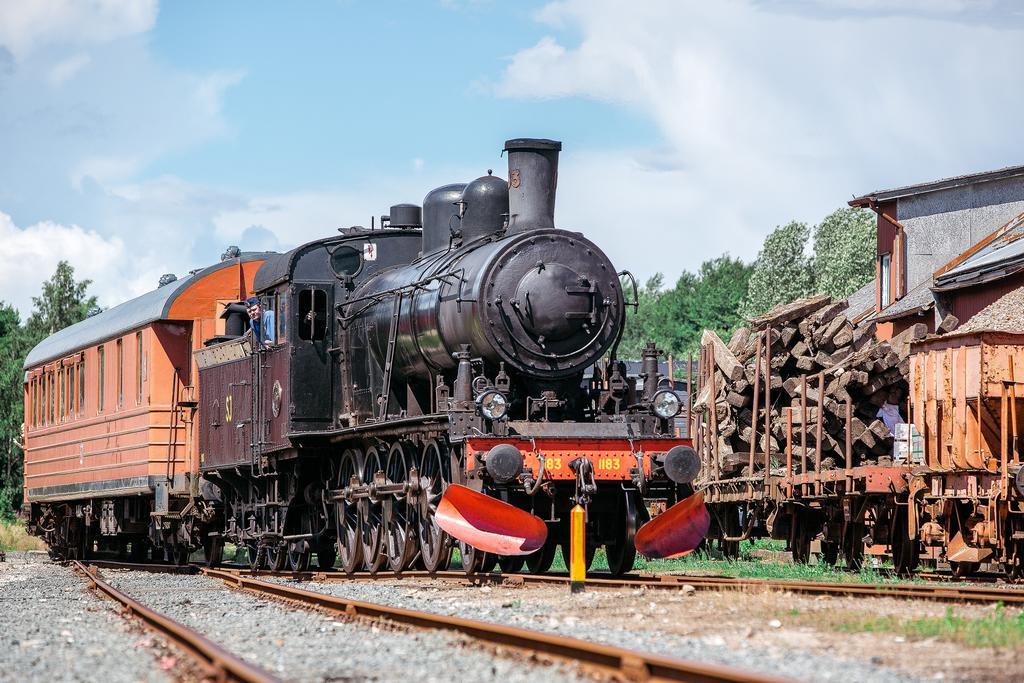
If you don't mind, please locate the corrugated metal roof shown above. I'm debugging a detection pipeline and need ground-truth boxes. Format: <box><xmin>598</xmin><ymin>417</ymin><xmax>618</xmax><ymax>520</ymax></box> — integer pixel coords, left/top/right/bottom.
<box><xmin>933</xmin><ymin>212</ymin><xmax>1024</xmax><ymax>291</ymax></box>
<box><xmin>850</xmin><ymin>164</ymin><xmax>1024</xmax><ymax>206</ymax></box>
<box><xmin>24</xmin><ymin>254</ymin><xmax>272</xmax><ymax>369</ymax></box>
<box><xmin>869</xmin><ymin>279</ymin><xmax>934</xmax><ymax>323</ymax></box>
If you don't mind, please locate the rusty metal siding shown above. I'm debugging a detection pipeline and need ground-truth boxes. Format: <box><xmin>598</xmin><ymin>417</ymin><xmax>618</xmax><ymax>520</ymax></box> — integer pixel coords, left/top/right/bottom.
<box><xmin>198</xmin><ymin>355</ymin><xmax>253</xmax><ymax>470</ymax></box>
<box><xmin>950</xmin><ymin>270</ymin><xmax>1024</xmax><ymax>324</ymax></box>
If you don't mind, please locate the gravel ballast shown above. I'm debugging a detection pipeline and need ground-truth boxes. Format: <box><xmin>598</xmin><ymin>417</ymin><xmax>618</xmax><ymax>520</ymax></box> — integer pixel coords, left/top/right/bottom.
<box><xmin>101</xmin><ymin>570</ymin><xmax>591</xmax><ymax>682</ymax></box>
<box><xmin>261</xmin><ymin>576</ymin><xmax>981</xmax><ymax>683</ymax></box>
<box><xmin>0</xmin><ymin>552</ymin><xmax>172</xmax><ymax>683</ymax></box>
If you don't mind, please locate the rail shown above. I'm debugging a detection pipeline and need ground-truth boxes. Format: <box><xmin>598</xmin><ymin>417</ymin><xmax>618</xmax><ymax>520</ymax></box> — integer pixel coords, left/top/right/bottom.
<box><xmin>71</xmin><ymin>561</ymin><xmax>280</xmax><ymax>683</ymax></box>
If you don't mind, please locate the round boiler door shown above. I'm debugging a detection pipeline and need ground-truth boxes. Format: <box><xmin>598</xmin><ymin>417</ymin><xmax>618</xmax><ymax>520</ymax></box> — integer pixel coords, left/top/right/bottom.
<box><xmin>514</xmin><ymin>263</ymin><xmax>593</xmax><ymax>342</ymax></box>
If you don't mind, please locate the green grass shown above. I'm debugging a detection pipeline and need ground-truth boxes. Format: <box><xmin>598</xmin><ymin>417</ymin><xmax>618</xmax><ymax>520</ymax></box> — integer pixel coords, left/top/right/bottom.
<box><xmin>0</xmin><ymin>519</ymin><xmax>45</xmax><ymax>551</ymax></box>
<box><xmin>825</xmin><ymin>604</ymin><xmax>1024</xmax><ymax>649</ymax></box>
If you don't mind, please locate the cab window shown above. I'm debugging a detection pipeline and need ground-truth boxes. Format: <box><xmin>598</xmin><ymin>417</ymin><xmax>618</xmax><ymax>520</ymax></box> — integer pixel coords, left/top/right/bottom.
<box><xmin>297</xmin><ymin>288</ymin><xmax>327</xmax><ymax>341</ymax></box>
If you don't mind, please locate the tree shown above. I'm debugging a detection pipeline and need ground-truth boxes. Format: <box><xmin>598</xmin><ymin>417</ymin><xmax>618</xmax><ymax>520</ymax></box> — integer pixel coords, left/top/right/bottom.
<box><xmin>0</xmin><ymin>262</ymin><xmax>98</xmax><ymax>520</ymax></box>
<box><xmin>25</xmin><ymin>260</ymin><xmax>99</xmax><ymax>340</ymax></box>
<box><xmin>618</xmin><ymin>256</ymin><xmax>752</xmax><ymax>369</ymax></box>
<box><xmin>0</xmin><ymin>303</ymin><xmax>28</xmax><ymax>521</ymax></box>
<box><xmin>812</xmin><ymin>207</ymin><xmax>876</xmax><ymax>299</ymax></box>
<box><xmin>740</xmin><ymin>221</ymin><xmax>813</xmax><ymax>318</ymax></box>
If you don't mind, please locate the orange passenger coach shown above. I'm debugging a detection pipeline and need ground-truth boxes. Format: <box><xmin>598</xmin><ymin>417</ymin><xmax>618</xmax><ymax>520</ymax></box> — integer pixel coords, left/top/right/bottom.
<box><xmin>22</xmin><ymin>253</ymin><xmax>270</xmax><ymax>561</ymax></box>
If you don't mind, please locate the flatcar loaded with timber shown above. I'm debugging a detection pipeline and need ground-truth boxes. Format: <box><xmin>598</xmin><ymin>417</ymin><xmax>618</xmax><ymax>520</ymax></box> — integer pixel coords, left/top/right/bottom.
<box><xmin>24</xmin><ymin>138</ymin><xmax>706</xmax><ymax>574</ymax></box>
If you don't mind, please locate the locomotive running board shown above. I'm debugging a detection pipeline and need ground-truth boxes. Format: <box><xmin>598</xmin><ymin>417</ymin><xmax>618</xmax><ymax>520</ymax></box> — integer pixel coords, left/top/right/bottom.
<box><xmin>435</xmin><ymin>485</ymin><xmax>548</xmax><ymax>556</ymax></box>
<box><xmin>634</xmin><ymin>493</ymin><xmax>710</xmax><ymax>559</ymax></box>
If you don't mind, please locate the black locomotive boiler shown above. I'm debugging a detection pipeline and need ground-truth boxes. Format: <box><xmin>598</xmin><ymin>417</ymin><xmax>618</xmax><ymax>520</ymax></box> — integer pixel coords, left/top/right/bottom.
<box><xmin>195</xmin><ymin>138</ymin><xmax>704</xmax><ymax>575</ymax></box>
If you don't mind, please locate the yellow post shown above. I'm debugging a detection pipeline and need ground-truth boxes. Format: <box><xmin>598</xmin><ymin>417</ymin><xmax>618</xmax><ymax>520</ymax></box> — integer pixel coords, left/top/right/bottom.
<box><xmin>570</xmin><ymin>504</ymin><xmax>586</xmax><ymax>593</ymax></box>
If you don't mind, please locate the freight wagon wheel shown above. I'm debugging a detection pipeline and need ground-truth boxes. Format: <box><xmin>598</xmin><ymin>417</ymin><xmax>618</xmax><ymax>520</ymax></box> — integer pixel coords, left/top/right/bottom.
<box><xmin>789</xmin><ymin>510</ymin><xmax>812</xmax><ymax>565</ymax></box>
<box><xmin>891</xmin><ymin>506</ymin><xmax>919</xmax><ymax>577</ymax></box>
<box><xmin>384</xmin><ymin>441</ymin><xmax>419</xmax><ymax>573</ymax></box>
<box><xmin>335</xmin><ymin>449</ymin><xmax>364</xmax><ymax>575</ymax></box>
<box><xmin>525</xmin><ymin>535</ymin><xmax>558</xmax><ymax>574</ymax></box>
<box><xmin>418</xmin><ymin>439</ymin><xmax>452</xmax><ymax>573</ymax></box>
<box><xmin>360</xmin><ymin>446</ymin><xmax>387</xmax><ymax>574</ymax></box>
<box><xmin>842</xmin><ymin>519</ymin><xmax>866</xmax><ymax>571</ymax></box>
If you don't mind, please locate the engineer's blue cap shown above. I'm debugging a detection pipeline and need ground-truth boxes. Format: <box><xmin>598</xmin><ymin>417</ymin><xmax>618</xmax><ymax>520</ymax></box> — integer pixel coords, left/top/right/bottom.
<box><xmin>245</xmin><ymin>296</ymin><xmax>259</xmax><ymax>306</ymax></box>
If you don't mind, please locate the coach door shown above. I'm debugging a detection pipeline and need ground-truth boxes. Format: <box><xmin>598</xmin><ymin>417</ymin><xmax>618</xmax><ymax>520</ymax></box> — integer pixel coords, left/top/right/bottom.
<box><xmin>291</xmin><ymin>284</ymin><xmax>334</xmax><ymax>429</ymax></box>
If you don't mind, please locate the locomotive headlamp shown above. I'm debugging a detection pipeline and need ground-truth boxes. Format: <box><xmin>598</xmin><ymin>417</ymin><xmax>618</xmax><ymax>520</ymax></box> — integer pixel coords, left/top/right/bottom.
<box><xmin>652</xmin><ymin>389</ymin><xmax>682</xmax><ymax>419</ymax></box>
<box><xmin>477</xmin><ymin>390</ymin><xmax>508</xmax><ymax>420</ymax></box>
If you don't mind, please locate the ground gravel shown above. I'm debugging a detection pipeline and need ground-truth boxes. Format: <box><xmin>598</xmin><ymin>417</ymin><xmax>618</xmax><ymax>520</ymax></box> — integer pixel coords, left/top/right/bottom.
<box><xmin>0</xmin><ymin>551</ymin><xmax>172</xmax><ymax>683</ymax></box>
<box><xmin>101</xmin><ymin>570</ymin><xmax>591</xmax><ymax>683</ymax></box>
<box><xmin>261</xmin><ymin>576</ymin><xmax>928</xmax><ymax>683</ymax></box>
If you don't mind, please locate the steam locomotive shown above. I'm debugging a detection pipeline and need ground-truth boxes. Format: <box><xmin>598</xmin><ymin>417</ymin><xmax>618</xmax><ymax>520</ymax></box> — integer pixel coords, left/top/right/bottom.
<box><xmin>25</xmin><ymin>138</ymin><xmax>705</xmax><ymax>575</ymax></box>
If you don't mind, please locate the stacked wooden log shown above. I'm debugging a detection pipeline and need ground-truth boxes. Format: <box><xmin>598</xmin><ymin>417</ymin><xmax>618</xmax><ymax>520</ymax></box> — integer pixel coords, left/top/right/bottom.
<box><xmin>696</xmin><ymin>295</ymin><xmax>927</xmax><ymax>477</ymax></box>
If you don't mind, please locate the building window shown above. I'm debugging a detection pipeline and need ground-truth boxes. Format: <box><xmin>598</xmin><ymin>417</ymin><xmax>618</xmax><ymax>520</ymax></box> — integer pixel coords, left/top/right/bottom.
<box><xmin>880</xmin><ymin>253</ymin><xmax>892</xmax><ymax>308</ymax></box>
<box><xmin>136</xmin><ymin>332</ymin><xmax>143</xmax><ymax>404</ymax></box>
<box><xmin>117</xmin><ymin>338</ymin><xmax>124</xmax><ymax>407</ymax></box>
<box><xmin>98</xmin><ymin>346</ymin><xmax>105</xmax><ymax>412</ymax></box>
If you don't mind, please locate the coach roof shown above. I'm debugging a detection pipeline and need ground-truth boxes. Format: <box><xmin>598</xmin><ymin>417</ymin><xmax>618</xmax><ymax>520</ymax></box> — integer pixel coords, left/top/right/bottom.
<box><xmin>24</xmin><ymin>254</ymin><xmax>272</xmax><ymax>370</ymax></box>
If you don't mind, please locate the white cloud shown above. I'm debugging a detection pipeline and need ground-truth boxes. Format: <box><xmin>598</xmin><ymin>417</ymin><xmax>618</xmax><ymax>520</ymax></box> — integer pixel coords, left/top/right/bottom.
<box><xmin>494</xmin><ymin>0</ymin><xmax>1024</xmax><ymax>281</ymax></box>
<box><xmin>0</xmin><ymin>210</ymin><xmax>127</xmax><ymax>316</ymax></box>
<box><xmin>47</xmin><ymin>51</ymin><xmax>91</xmax><ymax>85</ymax></box>
<box><xmin>0</xmin><ymin>0</ymin><xmax>156</xmax><ymax>60</ymax></box>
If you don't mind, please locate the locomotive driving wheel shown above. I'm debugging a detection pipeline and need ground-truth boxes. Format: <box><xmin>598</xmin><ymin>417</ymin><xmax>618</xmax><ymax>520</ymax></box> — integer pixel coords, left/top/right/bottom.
<box><xmin>606</xmin><ymin>489</ymin><xmax>647</xmax><ymax>576</ymax></box>
<box><xmin>265</xmin><ymin>543</ymin><xmax>287</xmax><ymax>571</ymax></box>
<box><xmin>383</xmin><ymin>441</ymin><xmax>419</xmax><ymax>573</ymax></box>
<box><xmin>335</xmin><ymin>449</ymin><xmax>364</xmax><ymax>575</ymax></box>
<box><xmin>460</xmin><ymin>542</ymin><xmax>498</xmax><ymax>575</ymax></box>
<box><xmin>417</xmin><ymin>439</ymin><xmax>452</xmax><ymax>573</ymax></box>
<box><xmin>360</xmin><ymin>446</ymin><xmax>387</xmax><ymax>574</ymax></box>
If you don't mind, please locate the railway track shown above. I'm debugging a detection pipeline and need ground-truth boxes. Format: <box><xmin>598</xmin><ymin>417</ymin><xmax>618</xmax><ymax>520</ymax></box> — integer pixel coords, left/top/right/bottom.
<box><xmin>70</xmin><ymin>561</ymin><xmax>280</xmax><ymax>683</ymax></box>
<box><xmin>202</xmin><ymin>565</ymin><xmax>1024</xmax><ymax>606</ymax></box>
<box><xmin>80</xmin><ymin>558</ymin><xmax>1024</xmax><ymax>605</ymax></box>
<box><xmin>200</xmin><ymin>567</ymin><xmax>784</xmax><ymax>683</ymax></box>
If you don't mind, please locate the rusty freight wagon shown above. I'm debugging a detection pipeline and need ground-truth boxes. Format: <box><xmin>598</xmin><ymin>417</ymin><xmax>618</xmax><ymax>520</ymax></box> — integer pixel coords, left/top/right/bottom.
<box><xmin>907</xmin><ymin>330</ymin><xmax>1024</xmax><ymax>578</ymax></box>
<box><xmin>23</xmin><ymin>254</ymin><xmax>270</xmax><ymax>561</ymax></box>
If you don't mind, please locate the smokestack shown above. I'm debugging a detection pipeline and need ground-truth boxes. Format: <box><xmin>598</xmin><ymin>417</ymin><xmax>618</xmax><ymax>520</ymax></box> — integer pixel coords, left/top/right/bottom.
<box><xmin>503</xmin><ymin>138</ymin><xmax>561</xmax><ymax>232</ymax></box>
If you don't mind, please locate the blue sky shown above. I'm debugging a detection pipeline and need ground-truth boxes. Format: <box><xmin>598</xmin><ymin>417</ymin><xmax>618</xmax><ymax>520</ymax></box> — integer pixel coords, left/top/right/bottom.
<box><xmin>1</xmin><ymin>0</ymin><xmax>1023</xmax><ymax>315</ymax></box>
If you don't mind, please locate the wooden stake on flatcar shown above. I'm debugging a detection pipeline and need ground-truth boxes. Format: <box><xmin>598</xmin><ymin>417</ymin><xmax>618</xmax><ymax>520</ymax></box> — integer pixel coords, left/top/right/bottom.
<box><xmin>764</xmin><ymin>326</ymin><xmax>772</xmax><ymax>486</ymax></box>
<box><xmin>749</xmin><ymin>333</ymin><xmax>762</xmax><ymax>480</ymax></box>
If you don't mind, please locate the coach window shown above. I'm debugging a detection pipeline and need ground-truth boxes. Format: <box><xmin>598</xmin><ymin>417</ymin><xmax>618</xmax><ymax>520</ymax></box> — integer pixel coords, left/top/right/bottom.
<box><xmin>49</xmin><ymin>371</ymin><xmax>55</xmax><ymax>424</ymax></box>
<box><xmin>136</xmin><ymin>332</ymin><xmax>143</xmax><ymax>404</ymax></box>
<box><xmin>297</xmin><ymin>288</ymin><xmax>327</xmax><ymax>341</ymax></box>
<box><xmin>59</xmin><ymin>366</ymin><xmax>65</xmax><ymax>422</ymax></box>
<box><xmin>117</xmin><ymin>338</ymin><xmax>124</xmax><ymax>407</ymax></box>
<box><xmin>98</xmin><ymin>345</ymin><xmax>105</xmax><ymax>412</ymax></box>
<box><xmin>78</xmin><ymin>359</ymin><xmax>85</xmax><ymax>415</ymax></box>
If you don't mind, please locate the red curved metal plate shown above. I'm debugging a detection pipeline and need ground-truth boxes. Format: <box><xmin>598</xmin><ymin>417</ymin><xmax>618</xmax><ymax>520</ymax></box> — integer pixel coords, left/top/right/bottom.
<box><xmin>435</xmin><ymin>484</ymin><xmax>548</xmax><ymax>556</ymax></box>
<box><xmin>634</xmin><ymin>492</ymin><xmax>710</xmax><ymax>560</ymax></box>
